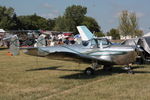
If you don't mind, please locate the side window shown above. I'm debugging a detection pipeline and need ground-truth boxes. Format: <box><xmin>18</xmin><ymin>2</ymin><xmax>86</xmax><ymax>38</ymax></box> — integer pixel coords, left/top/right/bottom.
<box><xmin>82</xmin><ymin>41</ymin><xmax>89</xmax><ymax>46</ymax></box>
<box><xmin>82</xmin><ymin>38</ymin><xmax>111</xmax><ymax>48</ymax></box>
<box><xmin>90</xmin><ymin>39</ymin><xmax>98</xmax><ymax>48</ymax></box>
<box><xmin>91</xmin><ymin>39</ymin><xmax>96</xmax><ymax>45</ymax></box>
<box><xmin>102</xmin><ymin>39</ymin><xmax>108</xmax><ymax>45</ymax></box>
<box><xmin>98</xmin><ymin>39</ymin><xmax>110</xmax><ymax>45</ymax></box>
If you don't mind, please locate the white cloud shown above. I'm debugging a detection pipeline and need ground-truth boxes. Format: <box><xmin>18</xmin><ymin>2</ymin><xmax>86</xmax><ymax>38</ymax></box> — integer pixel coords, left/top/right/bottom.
<box><xmin>40</xmin><ymin>3</ymin><xmax>60</xmax><ymax>18</ymax></box>
<box><xmin>40</xmin><ymin>13</ymin><xmax>55</xmax><ymax>19</ymax></box>
<box><xmin>52</xmin><ymin>10</ymin><xmax>59</xmax><ymax>14</ymax></box>
<box><xmin>42</xmin><ymin>3</ymin><xmax>53</xmax><ymax>9</ymax></box>
<box><xmin>114</xmin><ymin>11</ymin><xmax>121</xmax><ymax>18</ymax></box>
<box><xmin>40</xmin><ymin>10</ymin><xmax>60</xmax><ymax>19</ymax></box>
<box><xmin>136</xmin><ymin>12</ymin><xmax>145</xmax><ymax>18</ymax></box>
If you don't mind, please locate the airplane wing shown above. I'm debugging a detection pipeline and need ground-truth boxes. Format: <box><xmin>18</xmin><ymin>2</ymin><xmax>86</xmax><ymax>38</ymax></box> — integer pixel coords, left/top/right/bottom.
<box><xmin>37</xmin><ymin>45</ymin><xmax>115</xmax><ymax>65</ymax></box>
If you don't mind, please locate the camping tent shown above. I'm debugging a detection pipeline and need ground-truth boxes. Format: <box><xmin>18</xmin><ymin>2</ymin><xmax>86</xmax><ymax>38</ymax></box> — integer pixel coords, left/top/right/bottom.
<box><xmin>143</xmin><ymin>32</ymin><xmax>150</xmax><ymax>37</ymax></box>
<box><xmin>122</xmin><ymin>36</ymin><xmax>150</xmax><ymax>64</ymax></box>
<box><xmin>0</xmin><ymin>29</ymin><xmax>5</xmax><ymax>33</ymax></box>
<box><xmin>0</xmin><ymin>29</ymin><xmax>5</xmax><ymax>39</ymax></box>
<box><xmin>122</xmin><ymin>36</ymin><xmax>150</xmax><ymax>54</ymax></box>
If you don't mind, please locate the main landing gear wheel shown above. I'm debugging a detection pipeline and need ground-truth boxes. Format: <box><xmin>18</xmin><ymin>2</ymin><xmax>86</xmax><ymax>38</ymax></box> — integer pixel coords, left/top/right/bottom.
<box><xmin>127</xmin><ymin>70</ymin><xmax>134</xmax><ymax>74</ymax></box>
<box><xmin>84</xmin><ymin>67</ymin><xmax>95</xmax><ymax>75</ymax></box>
<box><xmin>124</xmin><ymin>66</ymin><xmax>134</xmax><ymax>74</ymax></box>
<box><xmin>127</xmin><ymin>67</ymin><xmax>134</xmax><ymax>74</ymax></box>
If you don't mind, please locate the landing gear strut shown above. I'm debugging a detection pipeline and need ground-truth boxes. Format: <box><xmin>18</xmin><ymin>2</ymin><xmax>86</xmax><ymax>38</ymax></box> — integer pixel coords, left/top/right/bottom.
<box><xmin>123</xmin><ymin>65</ymin><xmax>134</xmax><ymax>74</ymax></box>
<box><xmin>84</xmin><ymin>62</ymin><xmax>99</xmax><ymax>75</ymax></box>
<box><xmin>84</xmin><ymin>67</ymin><xmax>95</xmax><ymax>75</ymax></box>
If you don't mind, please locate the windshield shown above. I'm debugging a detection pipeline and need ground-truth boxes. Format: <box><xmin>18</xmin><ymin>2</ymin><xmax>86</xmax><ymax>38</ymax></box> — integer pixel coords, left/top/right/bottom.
<box><xmin>83</xmin><ymin>38</ymin><xmax>111</xmax><ymax>48</ymax></box>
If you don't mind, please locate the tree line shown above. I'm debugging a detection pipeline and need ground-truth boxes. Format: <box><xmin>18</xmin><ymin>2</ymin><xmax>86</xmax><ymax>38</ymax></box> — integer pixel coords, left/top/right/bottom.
<box><xmin>0</xmin><ymin>5</ymin><xmax>143</xmax><ymax>39</ymax></box>
<box><xmin>0</xmin><ymin>5</ymin><xmax>102</xmax><ymax>34</ymax></box>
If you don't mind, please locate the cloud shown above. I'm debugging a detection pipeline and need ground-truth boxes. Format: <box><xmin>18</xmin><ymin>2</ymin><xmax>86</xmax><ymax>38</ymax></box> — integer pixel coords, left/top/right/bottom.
<box><xmin>41</xmin><ymin>13</ymin><xmax>55</xmax><ymax>18</ymax></box>
<box><xmin>40</xmin><ymin>10</ymin><xmax>60</xmax><ymax>19</ymax></box>
<box><xmin>136</xmin><ymin>12</ymin><xmax>145</xmax><ymax>18</ymax></box>
<box><xmin>108</xmin><ymin>19</ymin><xmax>116</xmax><ymax>24</ymax></box>
<box><xmin>52</xmin><ymin>10</ymin><xmax>59</xmax><ymax>14</ymax></box>
<box><xmin>114</xmin><ymin>11</ymin><xmax>121</xmax><ymax>18</ymax></box>
<box><xmin>40</xmin><ymin>3</ymin><xmax>60</xmax><ymax>18</ymax></box>
<box><xmin>42</xmin><ymin>3</ymin><xmax>53</xmax><ymax>9</ymax></box>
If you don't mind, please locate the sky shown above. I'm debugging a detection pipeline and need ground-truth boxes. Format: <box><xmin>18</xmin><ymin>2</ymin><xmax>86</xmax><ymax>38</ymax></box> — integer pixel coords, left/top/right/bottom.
<box><xmin>1</xmin><ymin>0</ymin><xmax>150</xmax><ymax>33</ymax></box>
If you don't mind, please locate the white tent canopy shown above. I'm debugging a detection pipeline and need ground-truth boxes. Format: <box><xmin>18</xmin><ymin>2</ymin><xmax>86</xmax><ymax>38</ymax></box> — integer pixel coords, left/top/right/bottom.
<box><xmin>143</xmin><ymin>32</ymin><xmax>150</xmax><ymax>37</ymax></box>
<box><xmin>0</xmin><ymin>29</ymin><xmax>5</xmax><ymax>33</ymax></box>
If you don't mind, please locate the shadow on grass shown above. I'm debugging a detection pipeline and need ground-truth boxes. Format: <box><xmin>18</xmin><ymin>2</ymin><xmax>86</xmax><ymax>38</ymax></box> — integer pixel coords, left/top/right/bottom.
<box><xmin>26</xmin><ymin>66</ymin><xmax>82</xmax><ymax>72</ymax></box>
<box><xmin>26</xmin><ymin>65</ymin><xmax>150</xmax><ymax>79</ymax></box>
<box><xmin>60</xmin><ymin>67</ymin><xmax>126</xmax><ymax>79</ymax></box>
<box><xmin>60</xmin><ymin>66</ymin><xmax>150</xmax><ymax>79</ymax></box>
<box><xmin>0</xmin><ymin>48</ymin><xmax>8</xmax><ymax>50</ymax></box>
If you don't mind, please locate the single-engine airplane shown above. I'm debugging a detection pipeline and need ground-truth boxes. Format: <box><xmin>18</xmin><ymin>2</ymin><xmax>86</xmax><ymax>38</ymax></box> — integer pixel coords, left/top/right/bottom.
<box><xmin>7</xmin><ymin>26</ymin><xmax>139</xmax><ymax>75</ymax></box>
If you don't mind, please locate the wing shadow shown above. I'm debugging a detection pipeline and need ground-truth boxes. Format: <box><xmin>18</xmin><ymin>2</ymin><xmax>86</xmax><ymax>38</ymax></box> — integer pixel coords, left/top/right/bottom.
<box><xmin>26</xmin><ymin>65</ymin><xmax>150</xmax><ymax>79</ymax></box>
<box><xmin>60</xmin><ymin>66</ymin><xmax>150</xmax><ymax>79</ymax></box>
<box><xmin>26</xmin><ymin>66</ymin><xmax>82</xmax><ymax>72</ymax></box>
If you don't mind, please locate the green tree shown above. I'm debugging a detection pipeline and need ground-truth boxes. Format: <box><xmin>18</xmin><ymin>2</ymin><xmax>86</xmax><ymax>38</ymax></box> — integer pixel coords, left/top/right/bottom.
<box><xmin>0</xmin><ymin>6</ymin><xmax>15</xmax><ymax>30</ymax></box>
<box><xmin>119</xmin><ymin>10</ymin><xmax>143</xmax><ymax>38</ymax></box>
<box><xmin>54</xmin><ymin>5</ymin><xmax>102</xmax><ymax>34</ymax></box>
<box><xmin>53</xmin><ymin>16</ymin><xmax>68</xmax><ymax>31</ymax></box>
<box><xmin>94</xmin><ymin>32</ymin><xmax>105</xmax><ymax>37</ymax></box>
<box><xmin>82</xmin><ymin>16</ymin><xmax>103</xmax><ymax>37</ymax></box>
<box><xmin>18</xmin><ymin>14</ymin><xmax>51</xmax><ymax>30</ymax></box>
<box><xmin>47</xmin><ymin>18</ymin><xmax>56</xmax><ymax>30</ymax></box>
<box><xmin>65</xmin><ymin>5</ymin><xmax>87</xmax><ymax>33</ymax></box>
<box><xmin>11</xmin><ymin>13</ymin><xmax>22</xmax><ymax>30</ymax></box>
<box><xmin>107</xmin><ymin>28</ymin><xmax>120</xmax><ymax>40</ymax></box>
<box><xmin>54</xmin><ymin>5</ymin><xmax>87</xmax><ymax>33</ymax></box>
<box><xmin>82</xmin><ymin>16</ymin><xmax>101</xmax><ymax>32</ymax></box>
<box><xmin>134</xmin><ymin>29</ymin><xmax>143</xmax><ymax>37</ymax></box>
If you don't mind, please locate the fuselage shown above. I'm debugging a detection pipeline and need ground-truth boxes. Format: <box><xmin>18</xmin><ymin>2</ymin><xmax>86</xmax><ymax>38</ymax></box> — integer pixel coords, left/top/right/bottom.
<box><xmin>25</xmin><ymin>41</ymin><xmax>137</xmax><ymax>65</ymax></box>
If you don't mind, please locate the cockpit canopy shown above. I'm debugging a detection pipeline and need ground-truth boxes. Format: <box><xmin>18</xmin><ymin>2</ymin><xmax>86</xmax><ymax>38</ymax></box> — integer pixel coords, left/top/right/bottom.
<box><xmin>82</xmin><ymin>37</ymin><xmax>112</xmax><ymax>48</ymax></box>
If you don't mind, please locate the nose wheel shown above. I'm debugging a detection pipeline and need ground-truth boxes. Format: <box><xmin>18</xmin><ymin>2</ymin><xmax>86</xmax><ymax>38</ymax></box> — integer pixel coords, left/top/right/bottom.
<box><xmin>84</xmin><ymin>67</ymin><xmax>95</xmax><ymax>75</ymax></box>
<box><xmin>84</xmin><ymin>61</ymin><xmax>99</xmax><ymax>75</ymax></box>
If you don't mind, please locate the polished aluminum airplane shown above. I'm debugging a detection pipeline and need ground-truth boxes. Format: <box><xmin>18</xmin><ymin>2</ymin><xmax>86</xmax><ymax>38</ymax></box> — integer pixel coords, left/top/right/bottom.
<box><xmin>10</xmin><ymin>26</ymin><xmax>139</xmax><ymax>75</ymax></box>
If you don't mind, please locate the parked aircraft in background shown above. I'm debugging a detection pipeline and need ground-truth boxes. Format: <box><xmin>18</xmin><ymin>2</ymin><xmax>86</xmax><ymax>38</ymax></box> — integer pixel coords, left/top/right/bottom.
<box><xmin>5</xmin><ymin>26</ymin><xmax>139</xmax><ymax>75</ymax></box>
<box><xmin>122</xmin><ymin>35</ymin><xmax>150</xmax><ymax>64</ymax></box>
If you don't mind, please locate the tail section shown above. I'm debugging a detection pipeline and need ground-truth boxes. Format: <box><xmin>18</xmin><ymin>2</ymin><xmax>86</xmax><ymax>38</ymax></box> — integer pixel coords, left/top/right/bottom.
<box><xmin>5</xmin><ymin>35</ymin><xmax>20</xmax><ymax>56</ymax></box>
<box><xmin>34</xmin><ymin>34</ymin><xmax>46</xmax><ymax>47</ymax></box>
<box><xmin>4</xmin><ymin>34</ymin><xmax>46</xmax><ymax>56</ymax></box>
<box><xmin>77</xmin><ymin>26</ymin><xmax>95</xmax><ymax>41</ymax></box>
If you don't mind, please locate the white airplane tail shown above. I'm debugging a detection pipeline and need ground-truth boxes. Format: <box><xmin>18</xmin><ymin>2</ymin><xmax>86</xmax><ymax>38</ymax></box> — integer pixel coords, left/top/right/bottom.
<box><xmin>34</xmin><ymin>34</ymin><xmax>46</xmax><ymax>47</ymax></box>
<box><xmin>77</xmin><ymin>26</ymin><xmax>95</xmax><ymax>41</ymax></box>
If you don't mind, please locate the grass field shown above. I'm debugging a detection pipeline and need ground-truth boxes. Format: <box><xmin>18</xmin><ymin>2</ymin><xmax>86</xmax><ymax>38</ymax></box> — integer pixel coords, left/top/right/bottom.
<box><xmin>0</xmin><ymin>49</ymin><xmax>150</xmax><ymax>100</ymax></box>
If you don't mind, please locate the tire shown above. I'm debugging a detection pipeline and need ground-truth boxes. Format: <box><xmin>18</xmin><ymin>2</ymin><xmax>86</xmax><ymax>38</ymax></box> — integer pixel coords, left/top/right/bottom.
<box><xmin>84</xmin><ymin>67</ymin><xmax>94</xmax><ymax>75</ymax></box>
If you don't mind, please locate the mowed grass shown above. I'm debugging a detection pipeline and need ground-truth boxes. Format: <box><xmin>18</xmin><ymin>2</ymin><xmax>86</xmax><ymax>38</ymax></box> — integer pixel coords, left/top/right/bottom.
<box><xmin>0</xmin><ymin>49</ymin><xmax>150</xmax><ymax>100</ymax></box>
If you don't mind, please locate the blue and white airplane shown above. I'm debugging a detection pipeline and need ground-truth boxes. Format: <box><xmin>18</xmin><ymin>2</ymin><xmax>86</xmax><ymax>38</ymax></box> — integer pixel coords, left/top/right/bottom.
<box><xmin>8</xmin><ymin>26</ymin><xmax>139</xmax><ymax>75</ymax></box>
